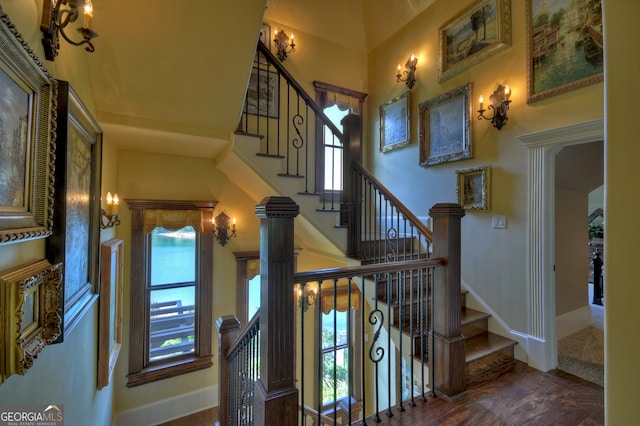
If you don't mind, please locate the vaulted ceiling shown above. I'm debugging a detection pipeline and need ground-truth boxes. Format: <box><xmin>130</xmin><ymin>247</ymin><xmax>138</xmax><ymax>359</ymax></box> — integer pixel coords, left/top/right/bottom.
<box><xmin>87</xmin><ymin>0</ymin><xmax>436</xmax><ymax>156</ymax></box>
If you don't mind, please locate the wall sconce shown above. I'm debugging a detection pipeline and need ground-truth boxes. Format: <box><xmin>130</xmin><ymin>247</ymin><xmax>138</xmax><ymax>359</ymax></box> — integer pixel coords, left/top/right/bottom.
<box><xmin>477</xmin><ymin>84</ymin><xmax>512</xmax><ymax>130</ymax></box>
<box><xmin>274</xmin><ymin>29</ymin><xmax>295</xmax><ymax>61</ymax></box>
<box><xmin>41</xmin><ymin>0</ymin><xmax>98</xmax><ymax>61</ymax></box>
<box><xmin>100</xmin><ymin>192</ymin><xmax>120</xmax><ymax>229</ymax></box>
<box><xmin>298</xmin><ymin>284</ymin><xmax>317</xmax><ymax>313</ymax></box>
<box><xmin>212</xmin><ymin>211</ymin><xmax>237</xmax><ymax>246</ymax></box>
<box><xmin>396</xmin><ymin>54</ymin><xmax>418</xmax><ymax>89</ymax></box>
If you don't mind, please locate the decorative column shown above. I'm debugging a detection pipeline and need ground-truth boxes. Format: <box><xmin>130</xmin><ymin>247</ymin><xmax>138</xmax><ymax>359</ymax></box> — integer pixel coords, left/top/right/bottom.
<box><xmin>428</xmin><ymin>203</ymin><xmax>466</xmax><ymax>400</ymax></box>
<box><xmin>254</xmin><ymin>196</ymin><xmax>300</xmax><ymax>426</ymax></box>
<box><xmin>216</xmin><ymin>315</ymin><xmax>241</xmax><ymax>426</ymax></box>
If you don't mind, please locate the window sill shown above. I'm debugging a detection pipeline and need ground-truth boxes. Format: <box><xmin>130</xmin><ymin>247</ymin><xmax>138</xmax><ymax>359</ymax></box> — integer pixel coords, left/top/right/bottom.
<box><xmin>126</xmin><ymin>355</ymin><xmax>212</xmax><ymax>387</ymax></box>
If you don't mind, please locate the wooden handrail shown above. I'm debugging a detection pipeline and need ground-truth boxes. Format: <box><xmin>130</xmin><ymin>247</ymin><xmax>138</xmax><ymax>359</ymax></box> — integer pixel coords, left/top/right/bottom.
<box><xmin>256</xmin><ymin>41</ymin><xmax>344</xmax><ymax>138</ymax></box>
<box><xmin>353</xmin><ymin>161</ymin><xmax>433</xmax><ymax>243</ymax></box>
<box><xmin>225</xmin><ymin>308</ymin><xmax>260</xmax><ymax>358</ymax></box>
<box><xmin>294</xmin><ymin>257</ymin><xmax>444</xmax><ymax>283</ymax></box>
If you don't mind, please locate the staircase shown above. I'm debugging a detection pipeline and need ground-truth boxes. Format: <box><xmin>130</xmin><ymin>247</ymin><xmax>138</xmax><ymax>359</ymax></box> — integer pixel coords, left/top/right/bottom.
<box><xmin>380</xmin><ymin>273</ymin><xmax>517</xmax><ymax>390</ymax></box>
<box><xmin>218</xmin><ymin>41</ymin><xmax>519</xmax><ymax>423</ymax></box>
<box><xmin>461</xmin><ymin>291</ymin><xmax>516</xmax><ymax>387</ymax></box>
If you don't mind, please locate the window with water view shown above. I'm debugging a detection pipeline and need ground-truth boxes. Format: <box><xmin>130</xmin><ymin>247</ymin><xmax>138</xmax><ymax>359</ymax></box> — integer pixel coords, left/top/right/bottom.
<box><xmin>148</xmin><ymin>226</ymin><xmax>197</xmax><ymax>362</ymax></box>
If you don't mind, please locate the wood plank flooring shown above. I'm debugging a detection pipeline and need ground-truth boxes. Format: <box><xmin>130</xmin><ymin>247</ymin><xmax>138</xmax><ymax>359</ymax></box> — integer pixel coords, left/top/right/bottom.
<box><xmin>371</xmin><ymin>361</ymin><xmax>603</xmax><ymax>426</ymax></box>
<box><xmin>161</xmin><ymin>360</ymin><xmax>603</xmax><ymax>425</ymax></box>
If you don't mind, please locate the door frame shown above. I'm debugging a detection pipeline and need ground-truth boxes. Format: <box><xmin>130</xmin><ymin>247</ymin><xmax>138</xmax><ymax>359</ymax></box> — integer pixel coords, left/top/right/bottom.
<box><xmin>517</xmin><ymin>118</ymin><xmax>604</xmax><ymax>371</ymax></box>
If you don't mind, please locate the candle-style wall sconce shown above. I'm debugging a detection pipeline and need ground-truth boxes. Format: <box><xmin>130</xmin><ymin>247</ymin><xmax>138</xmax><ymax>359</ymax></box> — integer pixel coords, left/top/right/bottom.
<box><xmin>100</xmin><ymin>191</ymin><xmax>120</xmax><ymax>229</ymax></box>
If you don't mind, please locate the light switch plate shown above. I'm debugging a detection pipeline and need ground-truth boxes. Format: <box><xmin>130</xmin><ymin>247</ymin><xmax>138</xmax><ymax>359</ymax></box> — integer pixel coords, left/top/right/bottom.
<box><xmin>492</xmin><ymin>215</ymin><xmax>507</xmax><ymax>229</ymax></box>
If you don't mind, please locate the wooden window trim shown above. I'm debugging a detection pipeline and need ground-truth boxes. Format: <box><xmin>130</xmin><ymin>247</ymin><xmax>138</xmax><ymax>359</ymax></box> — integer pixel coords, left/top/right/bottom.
<box><xmin>126</xmin><ymin>199</ymin><xmax>216</xmax><ymax>387</ymax></box>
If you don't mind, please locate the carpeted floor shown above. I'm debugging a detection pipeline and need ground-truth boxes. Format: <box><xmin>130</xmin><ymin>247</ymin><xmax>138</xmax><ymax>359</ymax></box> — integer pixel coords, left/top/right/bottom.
<box><xmin>557</xmin><ymin>284</ymin><xmax>604</xmax><ymax>386</ymax></box>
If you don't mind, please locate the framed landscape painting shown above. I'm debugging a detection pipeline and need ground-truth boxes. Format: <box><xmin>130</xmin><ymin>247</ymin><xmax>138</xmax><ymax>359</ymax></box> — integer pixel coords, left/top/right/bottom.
<box><xmin>456</xmin><ymin>165</ymin><xmax>490</xmax><ymax>210</ymax></box>
<box><xmin>419</xmin><ymin>83</ymin><xmax>472</xmax><ymax>167</ymax></box>
<box><xmin>379</xmin><ymin>91</ymin><xmax>410</xmax><ymax>152</ymax></box>
<box><xmin>0</xmin><ymin>8</ymin><xmax>56</xmax><ymax>244</ymax></box>
<box><xmin>439</xmin><ymin>0</ymin><xmax>512</xmax><ymax>82</ymax></box>
<box><xmin>526</xmin><ymin>0</ymin><xmax>603</xmax><ymax>103</ymax></box>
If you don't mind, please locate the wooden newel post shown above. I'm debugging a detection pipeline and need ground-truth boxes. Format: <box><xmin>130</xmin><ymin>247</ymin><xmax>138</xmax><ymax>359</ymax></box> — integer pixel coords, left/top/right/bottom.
<box><xmin>341</xmin><ymin>114</ymin><xmax>362</xmax><ymax>257</ymax></box>
<box><xmin>216</xmin><ymin>315</ymin><xmax>241</xmax><ymax>426</ymax></box>
<box><xmin>254</xmin><ymin>196</ymin><xmax>300</xmax><ymax>425</ymax></box>
<box><xmin>428</xmin><ymin>203</ymin><xmax>467</xmax><ymax>400</ymax></box>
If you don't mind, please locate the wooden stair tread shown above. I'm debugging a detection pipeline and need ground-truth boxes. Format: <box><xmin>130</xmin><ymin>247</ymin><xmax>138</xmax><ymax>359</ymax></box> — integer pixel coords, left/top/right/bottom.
<box><xmin>461</xmin><ymin>307</ymin><xmax>490</xmax><ymax>325</ymax></box>
<box><xmin>465</xmin><ymin>332</ymin><xmax>517</xmax><ymax>363</ymax></box>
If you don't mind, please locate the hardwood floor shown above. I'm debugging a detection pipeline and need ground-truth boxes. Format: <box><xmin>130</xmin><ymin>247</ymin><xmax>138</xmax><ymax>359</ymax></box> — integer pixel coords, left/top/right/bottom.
<box><xmin>371</xmin><ymin>361</ymin><xmax>603</xmax><ymax>426</ymax></box>
<box><xmin>161</xmin><ymin>361</ymin><xmax>603</xmax><ymax>425</ymax></box>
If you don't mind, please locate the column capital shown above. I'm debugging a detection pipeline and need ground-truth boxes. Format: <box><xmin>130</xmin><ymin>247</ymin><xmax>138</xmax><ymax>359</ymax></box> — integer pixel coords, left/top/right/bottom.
<box><xmin>255</xmin><ymin>196</ymin><xmax>300</xmax><ymax>219</ymax></box>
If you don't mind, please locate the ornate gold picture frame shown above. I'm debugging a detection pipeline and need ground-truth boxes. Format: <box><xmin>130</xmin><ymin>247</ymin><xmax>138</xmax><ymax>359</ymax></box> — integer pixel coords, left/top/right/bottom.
<box><xmin>456</xmin><ymin>165</ymin><xmax>490</xmax><ymax>210</ymax></box>
<box><xmin>419</xmin><ymin>83</ymin><xmax>472</xmax><ymax>167</ymax></box>
<box><xmin>0</xmin><ymin>260</ymin><xmax>62</xmax><ymax>383</ymax></box>
<box><xmin>0</xmin><ymin>8</ymin><xmax>56</xmax><ymax>244</ymax></box>
<box><xmin>525</xmin><ymin>0</ymin><xmax>603</xmax><ymax>103</ymax></box>
<box><xmin>438</xmin><ymin>0</ymin><xmax>512</xmax><ymax>82</ymax></box>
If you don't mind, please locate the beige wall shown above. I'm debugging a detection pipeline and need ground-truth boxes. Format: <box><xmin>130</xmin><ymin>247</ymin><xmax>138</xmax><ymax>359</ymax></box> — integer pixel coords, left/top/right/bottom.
<box><xmin>365</xmin><ymin>0</ymin><xmax>604</xmax><ymax>336</ymax></box>
<box><xmin>0</xmin><ymin>1</ymin><xmax>113</xmax><ymax>425</ymax></box>
<box><xmin>603</xmin><ymin>0</ymin><xmax>640</xmax><ymax>423</ymax></box>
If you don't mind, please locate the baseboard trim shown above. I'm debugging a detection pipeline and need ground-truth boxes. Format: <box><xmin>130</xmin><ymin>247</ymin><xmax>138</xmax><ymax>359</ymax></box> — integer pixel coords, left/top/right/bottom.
<box><xmin>115</xmin><ymin>385</ymin><xmax>218</xmax><ymax>426</ymax></box>
<box><xmin>556</xmin><ymin>305</ymin><xmax>592</xmax><ymax>340</ymax></box>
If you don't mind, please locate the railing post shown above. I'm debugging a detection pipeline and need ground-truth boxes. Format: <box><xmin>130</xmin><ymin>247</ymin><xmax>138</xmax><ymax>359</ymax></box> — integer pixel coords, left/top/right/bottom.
<box><xmin>254</xmin><ymin>196</ymin><xmax>300</xmax><ymax>425</ymax></box>
<box><xmin>428</xmin><ymin>203</ymin><xmax>466</xmax><ymax>400</ymax></box>
<box><xmin>216</xmin><ymin>315</ymin><xmax>241</xmax><ymax>426</ymax></box>
<box><xmin>342</xmin><ymin>114</ymin><xmax>362</xmax><ymax>257</ymax></box>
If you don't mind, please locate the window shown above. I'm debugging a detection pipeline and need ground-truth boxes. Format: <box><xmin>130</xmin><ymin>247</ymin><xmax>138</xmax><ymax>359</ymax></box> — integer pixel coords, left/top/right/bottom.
<box><xmin>313</xmin><ymin>81</ymin><xmax>367</xmax><ymax>194</ymax></box>
<box><xmin>127</xmin><ymin>199</ymin><xmax>215</xmax><ymax>387</ymax></box>
<box><xmin>322</xmin><ymin>309</ymin><xmax>349</xmax><ymax>404</ymax></box>
<box><xmin>322</xmin><ymin>105</ymin><xmax>349</xmax><ymax>191</ymax></box>
<box><xmin>317</xmin><ymin>285</ymin><xmax>362</xmax><ymax>412</ymax></box>
<box><xmin>148</xmin><ymin>226</ymin><xmax>196</xmax><ymax>362</ymax></box>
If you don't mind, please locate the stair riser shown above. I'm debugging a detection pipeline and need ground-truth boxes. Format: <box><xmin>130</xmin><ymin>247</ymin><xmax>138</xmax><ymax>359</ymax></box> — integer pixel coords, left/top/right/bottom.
<box><xmin>461</xmin><ymin>318</ymin><xmax>489</xmax><ymax>340</ymax></box>
<box><xmin>465</xmin><ymin>346</ymin><xmax>515</xmax><ymax>388</ymax></box>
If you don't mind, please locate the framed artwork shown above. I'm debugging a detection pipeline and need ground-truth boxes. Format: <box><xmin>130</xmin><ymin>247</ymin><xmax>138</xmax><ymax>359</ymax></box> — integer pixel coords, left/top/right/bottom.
<box><xmin>456</xmin><ymin>165</ymin><xmax>490</xmax><ymax>210</ymax></box>
<box><xmin>379</xmin><ymin>91</ymin><xmax>410</xmax><ymax>152</ymax></box>
<box><xmin>526</xmin><ymin>0</ymin><xmax>603</xmax><ymax>103</ymax></box>
<box><xmin>438</xmin><ymin>0</ymin><xmax>512</xmax><ymax>82</ymax></box>
<box><xmin>245</xmin><ymin>67</ymin><xmax>279</xmax><ymax>118</ymax></box>
<box><xmin>259</xmin><ymin>22</ymin><xmax>271</xmax><ymax>50</ymax></box>
<box><xmin>47</xmin><ymin>80</ymin><xmax>102</xmax><ymax>342</ymax></box>
<box><xmin>419</xmin><ymin>83</ymin><xmax>472</xmax><ymax>167</ymax></box>
<box><xmin>98</xmin><ymin>239</ymin><xmax>124</xmax><ymax>389</ymax></box>
<box><xmin>0</xmin><ymin>8</ymin><xmax>56</xmax><ymax>244</ymax></box>
<box><xmin>0</xmin><ymin>259</ymin><xmax>63</xmax><ymax>384</ymax></box>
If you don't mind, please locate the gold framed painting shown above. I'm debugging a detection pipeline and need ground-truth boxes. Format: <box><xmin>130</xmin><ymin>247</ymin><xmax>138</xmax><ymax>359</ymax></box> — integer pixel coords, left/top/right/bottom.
<box><xmin>525</xmin><ymin>0</ymin><xmax>603</xmax><ymax>103</ymax></box>
<box><xmin>456</xmin><ymin>165</ymin><xmax>490</xmax><ymax>210</ymax></box>
<box><xmin>98</xmin><ymin>238</ymin><xmax>124</xmax><ymax>389</ymax></box>
<box><xmin>0</xmin><ymin>260</ymin><xmax>62</xmax><ymax>383</ymax></box>
<box><xmin>0</xmin><ymin>8</ymin><xmax>56</xmax><ymax>244</ymax></box>
<box><xmin>438</xmin><ymin>0</ymin><xmax>512</xmax><ymax>82</ymax></box>
<box><xmin>419</xmin><ymin>83</ymin><xmax>472</xmax><ymax>167</ymax></box>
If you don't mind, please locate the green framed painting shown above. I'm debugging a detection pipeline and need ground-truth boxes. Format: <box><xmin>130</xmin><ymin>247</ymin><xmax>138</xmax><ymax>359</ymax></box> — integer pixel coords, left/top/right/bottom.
<box><xmin>526</xmin><ymin>0</ymin><xmax>603</xmax><ymax>103</ymax></box>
